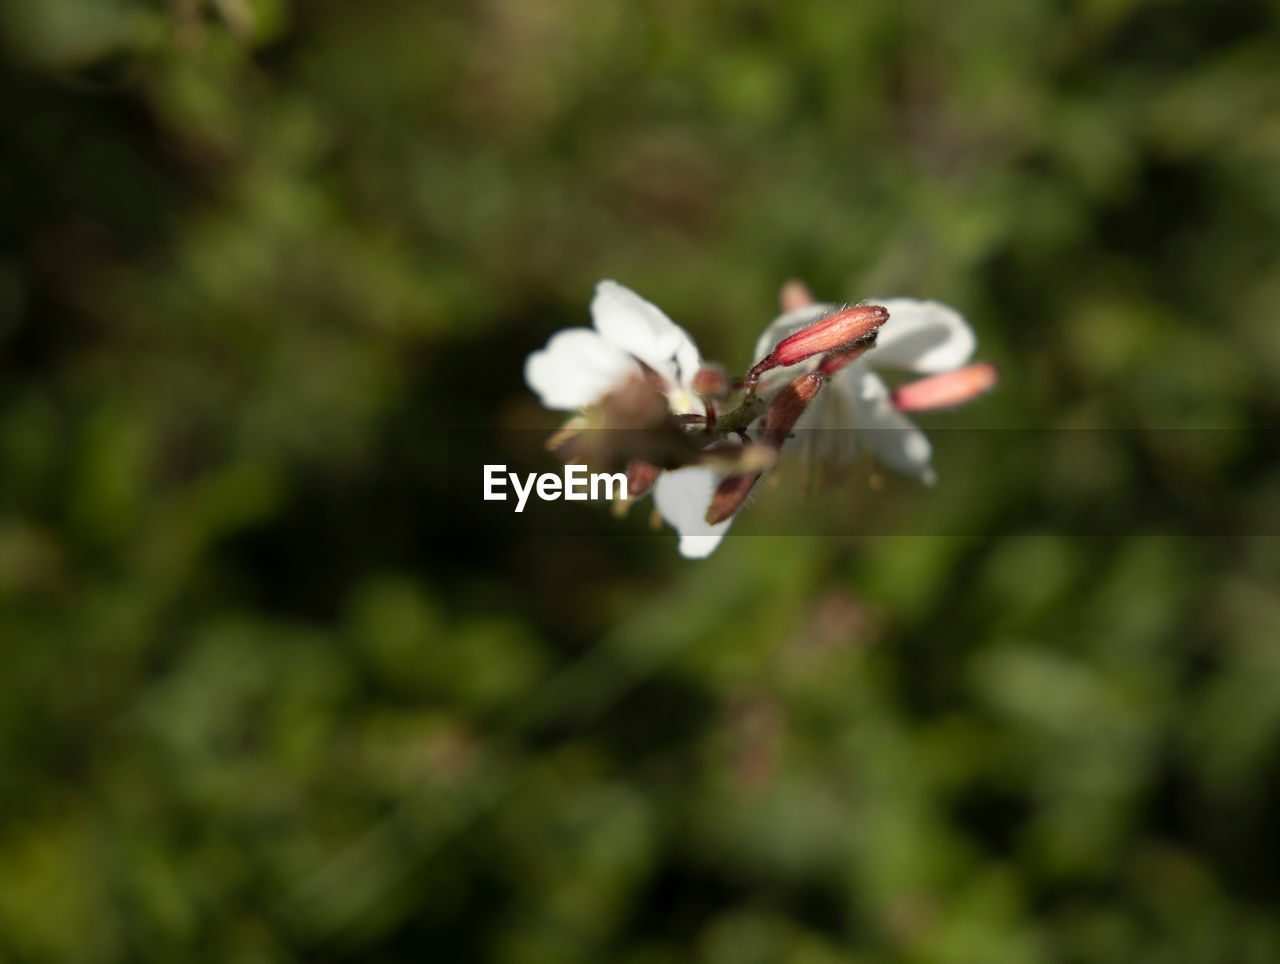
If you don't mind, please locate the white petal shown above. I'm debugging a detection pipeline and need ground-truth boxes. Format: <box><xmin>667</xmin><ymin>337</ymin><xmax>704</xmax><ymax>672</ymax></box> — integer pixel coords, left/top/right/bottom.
<box><xmin>651</xmin><ymin>464</ymin><xmax>733</xmax><ymax>559</ymax></box>
<box><xmin>676</xmin><ymin>533</ymin><xmax>725</xmax><ymax>559</ymax></box>
<box><xmin>591</xmin><ymin>280</ymin><xmax>703</xmax><ymax>389</ymax></box>
<box><xmin>862</xmin><ymin>298</ymin><xmax>975</xmax><ymax>373</ymax></box>
<box><xmin>846</xmin><ymin>369</ymin><xmax>937</xmax><ymax>484</ymax></box>
<box><xmin>523</xmin><ymin>328</ymin><xmax>638</xmax><ymax>411</ymax></box>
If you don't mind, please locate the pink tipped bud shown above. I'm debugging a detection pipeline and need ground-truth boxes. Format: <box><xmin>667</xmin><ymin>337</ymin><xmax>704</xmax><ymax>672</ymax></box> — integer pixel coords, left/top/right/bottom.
<box><xmin>762</xmin><ymin>371</ymin><xmax>824</xmax><ymax>448</ymax></box>
<box><xmin>746</xmin><ymin>305</ymin><xmax>888</xmax><ymax>392</ymax></box>
<box><xmin>779</xmin><ymin>279</ymin><xmax>816</xmax><ymax>313</ymax></box>
<box><xmin>691</xmin><ymin>364</ymin><xmax>729</xmax><ymax>398</ymax></box>
<box><xmin>706</xmin><ymin>472</ymin><xmax>761</xmax><ymax>525</ymax></box>
<box><xmin>626</xmin><ymin>460</ymin><xmax>662</xmax><ymax>498</ymax></box>
<box><xmin>772</xmin><ymin>304</ymin><xmax>888</xmax><ymax>367</ymax></box>
<box><xmin>817</xmin><ymin>335</ymin><xmax>876</xmax><ymax>377</ymax></box>
<box><xmin>891</xmin><ymin>362</ymin><xmax>999</xmax><ymax>412</ymax></box>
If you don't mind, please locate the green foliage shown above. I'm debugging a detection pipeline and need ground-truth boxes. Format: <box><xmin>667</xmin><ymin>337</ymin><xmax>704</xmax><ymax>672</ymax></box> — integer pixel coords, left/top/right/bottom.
<box><xmin>1</xmin><ymin>0</ymin><xmax>1279</xmax><ymax>961</ymax></box>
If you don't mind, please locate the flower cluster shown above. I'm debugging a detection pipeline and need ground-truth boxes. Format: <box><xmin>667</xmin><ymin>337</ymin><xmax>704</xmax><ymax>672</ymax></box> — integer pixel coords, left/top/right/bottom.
<box><xmin>524</xmin><ymin>280</ymin><xmax>996</xmax><ymax>558</ymax></box>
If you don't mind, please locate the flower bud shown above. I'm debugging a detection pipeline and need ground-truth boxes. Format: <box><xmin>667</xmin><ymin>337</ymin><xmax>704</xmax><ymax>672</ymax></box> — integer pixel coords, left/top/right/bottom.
<box><xmin>626</xmin><ymin>460</ymin><xmax>662</xmax><ymax>498</ymax></box>
<box><xmin>706</xmin><ymin>472</ymin><xmax>761</xmax><ymax>526</ymax></box>
<box><xmin>779</xmin><ymin>279</ymin><xmax>816</xmax><ymax>312</ymax></box>
<box><xmin>691</xmin><ymin>364</ymin><xmax>729</xmax><ymax>398</ymax></box>
<box><xmin>746</xmin><ymin>304</ymin><xmax>888</xmax><ymax>392</ymax></box>
<box><xmin>762</xmin><ymin>371</ymin><xmax>824</xmax><ymax>448</ymax></box>
<box><xmin>774</xmin><ymin>304</ymin><xmax>887</xmax><ymax>366</ymax></box>
<box><xmin>817</xmin><ymin>334</ymin><xmax>876</xmax><ymax>376</ymax></box>
<box><xmin>891</xmin><ymin>362</ymin><xmax>999</xmax><ymax>412</ymax></box>
<box><xmin>706</xmin><ymin>372</ymin><xmax>826</xmax><ymax>526</ymax></box>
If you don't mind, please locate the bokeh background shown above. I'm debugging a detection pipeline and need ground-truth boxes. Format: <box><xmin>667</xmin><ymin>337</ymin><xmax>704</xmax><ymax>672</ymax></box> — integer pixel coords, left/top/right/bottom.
<box><xmin>2</xmin><ymin>0</ymin><xmax>1280</xmax><ymax>961</ymax></box>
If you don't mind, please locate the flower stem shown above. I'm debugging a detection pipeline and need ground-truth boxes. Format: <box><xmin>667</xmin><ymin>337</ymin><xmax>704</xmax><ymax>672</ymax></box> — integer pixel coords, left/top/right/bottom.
<box><xmin>709</xmin><ymin>395</ymin><xmax>766</xmax><ymax>438</ymax></box>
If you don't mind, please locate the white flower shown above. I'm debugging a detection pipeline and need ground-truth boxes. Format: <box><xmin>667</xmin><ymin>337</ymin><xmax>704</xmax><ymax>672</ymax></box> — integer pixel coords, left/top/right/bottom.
<box><xmin>752</xmin><ymin>298</ymin><xmax>977</xmax><ymax>484</ymax></box>
<box><xmin>524</xmin><ymin>280</ymin><xmax>733</xmax><ymax>559</ymax></box>
<box><xmin>524</xmin><ymin>280</ymin><xmax>705</xmax><ymax>416</ymax></box>
<box><xmin>651</xmin><ymin>462</ymin><xmax>735</xmax><ymax>560</ymax></box>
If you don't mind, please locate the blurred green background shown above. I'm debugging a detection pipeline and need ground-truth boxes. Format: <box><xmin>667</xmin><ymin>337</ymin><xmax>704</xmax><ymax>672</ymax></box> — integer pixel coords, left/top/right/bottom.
<box><xmin>2</xmin><ymin>0</ymin><xmax>1279</xmax><ymax>961</ymax></box>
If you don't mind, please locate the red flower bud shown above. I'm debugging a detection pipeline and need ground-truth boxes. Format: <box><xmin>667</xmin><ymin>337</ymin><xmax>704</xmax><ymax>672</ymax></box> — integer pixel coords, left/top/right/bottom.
<box><xmin>626</xmin><ymin>460</ymin><xmax>662</xmax><ymax>498</ymax></box>
<box><xmin>691</xmin><ymin>364</ymin><xmax>729</xmax><ymax>398</ymax></box>
<box><xmin>770</xmin><ymin>304</ymin><xmax>888</xmax><ymax>368</ymax></box>
<box><xmin>706</xmin><ymin>472</ymin><xmax>762</xmax><ymax>525</ymax></box>
<box><xmin>891</xmin><ymin>362</ymin><xmax>999</xmax><ymax>412</ymax></box>
<box><xmin>706</xmin><ymin>371</ymin><xmax>826</xmax><ymax>526</ymax></box>
<box><xmin>746</xmin><ymin>304</ymin><xmax>888</xmax><ymax>392</ymax></box>
<box><xmin>817</xmin><ymin>335</ymin><xmax>876</xmax><ymax>376</ymax></box>
<box><xmin>762</xmin><ymin>371</ymin><xmax>824</xmax><ymax>448</ymax></box>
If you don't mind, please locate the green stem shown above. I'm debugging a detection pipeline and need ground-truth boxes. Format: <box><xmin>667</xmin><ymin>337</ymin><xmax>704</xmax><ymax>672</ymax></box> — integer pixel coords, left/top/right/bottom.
<box><xmin>705</xmin><ymin>395</ymin><xmax>766</xmax><ymax>439</ymax></box>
